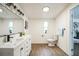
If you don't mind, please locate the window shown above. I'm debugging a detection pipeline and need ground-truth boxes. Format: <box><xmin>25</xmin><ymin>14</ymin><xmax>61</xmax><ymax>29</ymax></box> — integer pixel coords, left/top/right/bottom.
<box><xmin>43</xmin><ymin>21</ymin><xmax>48</xmax><ymax>34</ymax></box>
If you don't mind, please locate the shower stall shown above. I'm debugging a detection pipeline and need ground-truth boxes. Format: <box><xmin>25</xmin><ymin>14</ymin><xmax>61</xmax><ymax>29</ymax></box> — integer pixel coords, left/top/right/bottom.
<box><xmin>71</xmin><ymin>5</ymin><xmax>79</xmax><ymax>56</ymax></box>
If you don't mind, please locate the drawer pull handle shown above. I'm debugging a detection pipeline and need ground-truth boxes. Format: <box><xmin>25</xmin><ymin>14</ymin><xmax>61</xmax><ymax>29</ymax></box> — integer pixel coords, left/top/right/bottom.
<box><xmin>20</xmin><ymin>48</ymin><xmax>23</xmax><ymax>50</ymax></box>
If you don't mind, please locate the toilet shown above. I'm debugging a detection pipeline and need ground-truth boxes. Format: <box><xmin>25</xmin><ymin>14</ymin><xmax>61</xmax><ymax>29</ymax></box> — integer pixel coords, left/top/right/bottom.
<box><xmin>47</xmin><ymin>35</ymin><xmax>58</xmax><ymax>46</ymax></box>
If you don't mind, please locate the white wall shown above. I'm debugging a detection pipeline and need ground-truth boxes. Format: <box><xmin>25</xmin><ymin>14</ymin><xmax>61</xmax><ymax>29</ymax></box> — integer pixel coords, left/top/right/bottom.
<box><xmin>55</xmin><ymin>4</ymin><xmax>78</xmax><ymax>55</ymax></box>
<box><xmin>29</xmin><ymin>19</ymin><xmax>55</xmax><ymax>44</ymax></box>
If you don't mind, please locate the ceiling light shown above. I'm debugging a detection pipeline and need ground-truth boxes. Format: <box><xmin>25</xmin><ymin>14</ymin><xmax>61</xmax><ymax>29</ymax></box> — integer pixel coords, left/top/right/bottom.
<box><xmin>0</xmin><ymin>9</ymin><xmax>3</xmax><ymax>12</ymax></box>
<box><xmin>43</xmin><ymin>7</ymin><xmax>49</xmax><ymax>12</ymax></box>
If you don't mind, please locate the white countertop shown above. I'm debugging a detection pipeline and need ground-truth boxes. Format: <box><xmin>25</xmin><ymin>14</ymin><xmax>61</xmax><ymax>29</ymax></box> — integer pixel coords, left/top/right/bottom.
<box><xmin>0</xmin><ymin>38</ymin><xmax>25</xmax><ymax>48</ymax></box>
<box><xmin>0</xmin><ymin>34</ymin><xmax>31</xmax><ymax>48</ymax></box>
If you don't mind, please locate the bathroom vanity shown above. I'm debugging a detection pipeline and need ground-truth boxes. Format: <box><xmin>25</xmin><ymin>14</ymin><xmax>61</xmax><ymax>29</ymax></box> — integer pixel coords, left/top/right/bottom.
<box><xmin>0</xmin><ymin>35</ymin><xmax>31</xmax><ymax>56</ymax></box>
<box><xmin>0</xmin><ymin>3</ymin><xmax>31</xmax><ymax>56</ymax></box>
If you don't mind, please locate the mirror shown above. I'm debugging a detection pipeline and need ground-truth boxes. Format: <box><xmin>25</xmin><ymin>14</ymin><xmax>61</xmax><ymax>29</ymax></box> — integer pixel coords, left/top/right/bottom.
<box><xmin>0</xmin><ymin>4</ymin><xmax>24</xmax><ymax>35</ymax></box>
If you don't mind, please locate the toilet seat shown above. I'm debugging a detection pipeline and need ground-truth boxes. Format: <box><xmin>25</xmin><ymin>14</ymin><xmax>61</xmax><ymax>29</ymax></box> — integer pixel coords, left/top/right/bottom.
<box><xmin>47</xmin><ymin>39</ymin><xmax>56</xmax><ymax>41</ymax></box>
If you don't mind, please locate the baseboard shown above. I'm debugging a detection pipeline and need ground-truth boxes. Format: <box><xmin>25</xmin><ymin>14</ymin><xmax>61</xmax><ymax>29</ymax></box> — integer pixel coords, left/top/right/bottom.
<box><xmin>32</xmin><ymin>43</ymin><xmax>48</xmax><ymax>45</ymax></box>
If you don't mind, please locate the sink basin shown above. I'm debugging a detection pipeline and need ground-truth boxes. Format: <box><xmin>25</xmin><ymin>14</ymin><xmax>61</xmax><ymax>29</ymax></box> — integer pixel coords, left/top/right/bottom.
<box><xmin>10</xmin><ymin>37</ymin><xmax>23</xmax><ymax>43</ymax></box>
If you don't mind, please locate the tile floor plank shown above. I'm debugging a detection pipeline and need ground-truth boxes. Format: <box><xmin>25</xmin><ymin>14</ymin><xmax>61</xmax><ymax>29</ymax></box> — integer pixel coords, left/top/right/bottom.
<box><xmin>30</xmin><ymin>44</ymin><xmax>68</xmax><ymax>56</ymax></box>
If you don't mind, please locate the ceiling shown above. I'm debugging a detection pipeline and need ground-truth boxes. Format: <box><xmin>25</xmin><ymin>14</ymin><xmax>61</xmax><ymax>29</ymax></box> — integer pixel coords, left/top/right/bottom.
<box><xmin>19</xmin><ymin>3</ymin><xmax>70</xmax><ymax>19</ymax></box>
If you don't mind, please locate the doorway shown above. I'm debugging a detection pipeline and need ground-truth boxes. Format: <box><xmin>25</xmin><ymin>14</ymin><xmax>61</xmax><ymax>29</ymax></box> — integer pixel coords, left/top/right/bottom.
<box><xmin>71</xmin><ymin>5</ymin><xmax>79</xmax><ymax>56</ymax></box>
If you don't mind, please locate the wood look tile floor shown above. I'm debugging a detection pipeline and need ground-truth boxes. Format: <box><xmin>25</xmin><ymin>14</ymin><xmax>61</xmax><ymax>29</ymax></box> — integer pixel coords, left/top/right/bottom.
<box><xmin>30</xmin><ymin>44</ymin><xmax>68</xmax><ymax>56</ymax></box>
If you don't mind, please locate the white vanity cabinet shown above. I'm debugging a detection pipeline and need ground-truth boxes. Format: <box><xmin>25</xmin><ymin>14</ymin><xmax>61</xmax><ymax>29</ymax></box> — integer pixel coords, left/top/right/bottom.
<box><xmin>14</xmin><ymin>40</ymin><xmax>26</xmax><ymax>56</ymax></box>
<box><xmin>14</xmin><ymin>38</ymin><xmax>31</xmax><ymax>56</ymax></box>
<box><xmin>25</xmin><ymin>38</ymin><xmax>31</xmax><ymax>56</ymax></box>
<box><xmin>0</xmin><ymin>36</ymin><xmax>31</xmax><ymax>56</ymax></box>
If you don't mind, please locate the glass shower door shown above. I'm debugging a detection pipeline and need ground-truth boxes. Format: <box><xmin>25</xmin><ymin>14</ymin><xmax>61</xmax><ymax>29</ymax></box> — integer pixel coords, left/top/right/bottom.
<box><xmin>71</xmin><ymin>5</ymin><xmax>79</xmax><ymax>56</ymax></box>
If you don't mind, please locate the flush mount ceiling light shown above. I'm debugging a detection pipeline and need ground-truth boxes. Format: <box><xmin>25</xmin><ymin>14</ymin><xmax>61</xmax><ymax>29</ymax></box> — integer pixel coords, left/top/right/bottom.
<box><xmin>0</xmin><ymin>9</ymin><xmax>3</xmax><ymax>12</ymax></box>
<box><xmin>43</xmin><ymin>7</ymin><xmax>49</xmax><ymax>12</ymax></box>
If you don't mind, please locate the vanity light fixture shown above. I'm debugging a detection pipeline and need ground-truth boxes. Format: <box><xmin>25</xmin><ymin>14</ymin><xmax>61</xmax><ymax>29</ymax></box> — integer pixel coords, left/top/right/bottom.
<box><xmin>43</xmin><ymin>7</ymin><xmax>49</xmax><ymax>12</ymax></box>
<box><xmin>6</xmin><ymin>3</ymin><xmax>13</xmax><ymax>7</ymax></box>
<box><xmin>0</xmin><ymin>9</ymin><xmax>3</xmax><ymax>12</ymax></box>
<box><xmin>14</xmin><ymin>5</ymin><xmax>17</xmax><ymax>9</ymax></box>
<box><xmin>17</xmin><ymin>9</ymin><xmax>24</xmax><ymax>16</ymax></box>
<box><xmin>6</xmin><ymin>3</ymin><xmax>24</xmax><ymax>16</ymax></box>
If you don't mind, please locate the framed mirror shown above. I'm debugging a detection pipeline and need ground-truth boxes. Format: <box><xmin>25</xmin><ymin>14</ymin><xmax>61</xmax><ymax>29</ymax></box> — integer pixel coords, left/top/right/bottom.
<box><xmin>0</xmin><ymin>4</ymin><xmax>24</xmax><ymax>35</ymax></box>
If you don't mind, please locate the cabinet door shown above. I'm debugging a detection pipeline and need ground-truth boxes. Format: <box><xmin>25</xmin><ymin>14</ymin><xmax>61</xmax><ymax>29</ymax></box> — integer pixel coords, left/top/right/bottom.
<box><xmin>14</xmin><ymin>43</ymin><xmax>25</xmax><ymax>56</ymax></box>
<box><xmin>14</xmin><ymin>47</ymin><xmax>20</xmax><ymax>56</ymax></box>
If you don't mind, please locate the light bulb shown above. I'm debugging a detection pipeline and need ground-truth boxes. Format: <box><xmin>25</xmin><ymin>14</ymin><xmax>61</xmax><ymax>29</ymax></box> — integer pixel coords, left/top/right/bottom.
<box><xmin>43</xmin><ymin>7</ymin><xmax>49</xmax><ymax>12</ymax></box>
